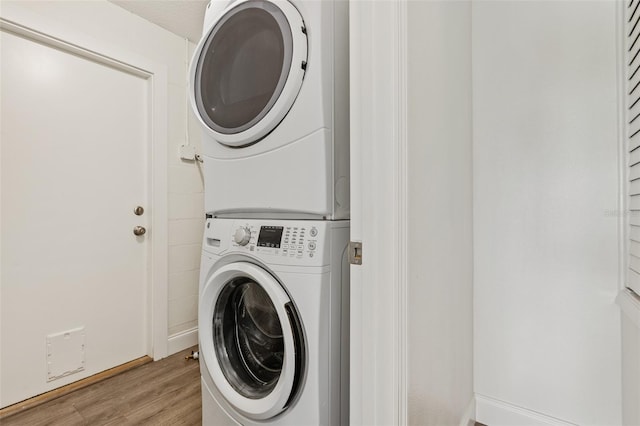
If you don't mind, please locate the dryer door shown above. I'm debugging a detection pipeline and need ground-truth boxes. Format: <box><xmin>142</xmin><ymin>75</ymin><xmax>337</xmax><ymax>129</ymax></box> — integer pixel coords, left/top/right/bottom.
<box><xmin>199</xmin><ymin>262</ymin><xmax>305</xmax><ymax>420</ymax></box>
<box><xmin>190</xmin><ymin>0</ymin><xmax>307</xmax><ymax>147</ymax></box>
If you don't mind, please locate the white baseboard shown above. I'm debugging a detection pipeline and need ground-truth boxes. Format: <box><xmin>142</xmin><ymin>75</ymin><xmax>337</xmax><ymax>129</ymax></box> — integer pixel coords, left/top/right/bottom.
<box><xmin>167</xmin><ymin>326</ymin><xmax>198</xmax><ymax>356</ymax></box>
<box><xmin>459</xmin><ymin>397</ymin><xmax>476</xmax><ymax>426</ymax></box>
<box><xmin>475</xmin><ymin>394</ymin><xmax>576</xmax><ymax>426</ymax></box>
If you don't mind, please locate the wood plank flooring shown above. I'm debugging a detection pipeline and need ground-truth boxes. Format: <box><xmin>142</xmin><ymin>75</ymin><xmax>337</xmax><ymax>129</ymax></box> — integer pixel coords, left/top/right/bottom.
<box><xmin>1</xmin><ymin>346</ymin><xmax>201</xmax><ymax>426</ymax></box>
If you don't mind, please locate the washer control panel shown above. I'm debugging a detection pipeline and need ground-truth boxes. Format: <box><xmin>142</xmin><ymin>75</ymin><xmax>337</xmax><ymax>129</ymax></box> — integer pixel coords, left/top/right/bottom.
<box><xmin>204</xmin><ymin>219</ymin><xmax>330</xmax><ymax>265</ymax></box>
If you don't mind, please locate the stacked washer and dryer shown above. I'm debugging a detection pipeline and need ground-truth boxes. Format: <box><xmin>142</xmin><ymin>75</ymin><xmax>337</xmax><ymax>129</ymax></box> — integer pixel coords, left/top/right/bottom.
<box><xmin>189</xmin><ymin>0</ymin><xmax>350</xmax><ymax>424</ymax></box>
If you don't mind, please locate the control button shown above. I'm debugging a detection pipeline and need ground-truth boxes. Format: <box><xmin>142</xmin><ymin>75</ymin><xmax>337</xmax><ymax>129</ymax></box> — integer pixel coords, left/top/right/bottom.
<box><xmin>308</xmin><ymin>242</ymin><xmax>316</xmax><ymax>250</ymax></box>
<box><xmin>309</xmin><ymin>252</ymin><xmax>314</xmax><ymax>258</ymax></box>
<box><xmin>310</xmin><ymin>227</ymin><xmax>318</xmax><ymax>237</ymax></box>
<box><xmin>298</xmin><ymin>245</ymin><xmax>303</xmax><ymax>250</ymax></box>
<box><xmin>297</xmin><ymin>250</ymin><xmax>303</xmax><ymax>255</ymax></box>
<box><xmin>233</xmin><ymin>226</ymin><xmax>251</xmax><ymax>246</ymax></box>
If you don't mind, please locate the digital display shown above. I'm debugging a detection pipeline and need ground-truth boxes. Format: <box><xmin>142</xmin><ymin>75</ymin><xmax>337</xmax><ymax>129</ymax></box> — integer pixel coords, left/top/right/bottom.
<box><xmin>257</xmin><ymin>226</ymin><xmax>284</xmax><ymax>248</ymax></box>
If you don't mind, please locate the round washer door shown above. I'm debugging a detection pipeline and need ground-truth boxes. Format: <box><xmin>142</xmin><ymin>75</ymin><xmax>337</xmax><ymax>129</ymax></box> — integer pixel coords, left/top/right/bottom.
<box><xmin>190</xmin><ymin>0</ymin><xmax>307</xmax><ymax>147</ymax></box>
<box><xmin>199</xmin><ymin>262</ymin><xmax>305</xmax><ymax>420</ymax></box>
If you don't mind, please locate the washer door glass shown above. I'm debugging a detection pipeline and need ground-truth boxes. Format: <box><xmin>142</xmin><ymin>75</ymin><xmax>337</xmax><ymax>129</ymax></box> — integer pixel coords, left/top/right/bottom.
<box><xmin>214</xmin><ymin>277</ymin><xmax>284</xmax><ymax>398</ymax></box>
<box><xmin>201</xmin><ymin>262</ymin><xmax>306</xmax><ymax>419</ymax></box>
<box><xmin>195</xmin><ymin>1</ymin><xmax>293</xmax><ymax>136</ymax></box>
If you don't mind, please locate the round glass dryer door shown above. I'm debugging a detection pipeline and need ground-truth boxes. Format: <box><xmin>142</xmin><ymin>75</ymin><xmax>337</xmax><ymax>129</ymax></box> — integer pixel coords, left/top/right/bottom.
<box><xmin>199</xmin><ymin>262</ymin><xmax>305</xmax><ymax>420</ymax></box>
<box><xmin>191</xmin><ymin>0</ymin><xmax>307</xmax><ymax>147</ymax></box>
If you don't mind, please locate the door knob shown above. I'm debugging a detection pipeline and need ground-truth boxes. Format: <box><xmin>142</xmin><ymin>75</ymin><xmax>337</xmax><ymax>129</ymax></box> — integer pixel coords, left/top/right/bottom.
<box><xmin>133</xmin><ymin>226</ymin><xmax>146</xmax><ymax>236</ymax></box>
<box><xmin>134</xmin><ymin>206</ymin><xmax>144</xmax><ymax>216</ymax></box>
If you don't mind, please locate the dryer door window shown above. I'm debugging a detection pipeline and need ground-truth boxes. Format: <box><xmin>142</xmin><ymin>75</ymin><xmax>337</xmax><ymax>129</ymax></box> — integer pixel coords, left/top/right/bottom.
<box><xmin>199</xmin><ymin>262</ymin><xmax>305</xmax><ymax>420</ymax></box>
<box><xmin>191</xmin><ymin>0</ymin><xmax>307</xmax><ymax>147</ymax></box>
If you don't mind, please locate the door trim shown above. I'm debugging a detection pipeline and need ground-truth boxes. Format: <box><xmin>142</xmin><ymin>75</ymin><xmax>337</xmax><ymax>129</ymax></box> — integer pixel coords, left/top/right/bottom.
<box><xmin>0</xmin><ymin>14</ymin><xmax>169</xmax><ymax>360</ymax></box>
<box><xmin>349</xmin><ymin>0</ymin><xmax>408</xmax><ymax>425</ymax></box>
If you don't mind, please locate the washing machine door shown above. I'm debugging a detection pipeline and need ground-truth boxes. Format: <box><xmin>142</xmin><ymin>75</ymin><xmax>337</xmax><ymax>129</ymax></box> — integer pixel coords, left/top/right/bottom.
<box><xmin>199</xmin><ymin>262</ymin><xmax>305</xmax><ymax>420</ymax></box>
<box><xmin>190</xmin><ymin>0</ymin><xmax>307</xmax><ymax>147</ymax></box>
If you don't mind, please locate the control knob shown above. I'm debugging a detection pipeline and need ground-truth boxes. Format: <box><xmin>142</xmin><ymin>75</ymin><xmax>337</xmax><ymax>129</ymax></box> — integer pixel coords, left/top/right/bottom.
<box><xmin>234</xmin><ymin>227</ymin><xmax>251</xmax><ymax>246</ymax></box>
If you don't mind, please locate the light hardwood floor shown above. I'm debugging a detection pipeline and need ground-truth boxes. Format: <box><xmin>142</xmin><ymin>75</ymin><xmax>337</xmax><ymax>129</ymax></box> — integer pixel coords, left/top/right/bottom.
<box><xmin>1</xmin><ymin>347</ymin><xmax>201</xmax><ymax>426</ymax></box>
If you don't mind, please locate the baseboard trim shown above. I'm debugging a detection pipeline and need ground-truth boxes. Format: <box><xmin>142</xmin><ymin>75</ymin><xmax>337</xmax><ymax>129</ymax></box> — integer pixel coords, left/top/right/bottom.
<box><xmin>459</xmin><ymin>397</ymin><xmax>477</xmax><ymax>426</ymax></box>
<box><xmin>167</xmin><ymin>326</ymin><xmax>198</xmax><ymax>356</ymax></box>
<box><xmin>0</xmin><ymin>356</ymin><xmax>151</xmax><ymax>420</ymax></box>
<box><xmin>475</xmin><ymin>394</ymin><xmax>576</xmax><ymax>426</ymax></box>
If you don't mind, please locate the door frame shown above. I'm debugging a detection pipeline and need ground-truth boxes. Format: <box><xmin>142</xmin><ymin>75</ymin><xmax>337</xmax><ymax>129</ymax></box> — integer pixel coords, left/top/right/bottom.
<box><xmin>349</xmin><ymin>0</ymin><xmax>408</xmax><ymax>424</ymax></box>
<box><xmin>0</xmin><ymin>8</ymin><xmax>169</xmax><ymax>360</ymax></box>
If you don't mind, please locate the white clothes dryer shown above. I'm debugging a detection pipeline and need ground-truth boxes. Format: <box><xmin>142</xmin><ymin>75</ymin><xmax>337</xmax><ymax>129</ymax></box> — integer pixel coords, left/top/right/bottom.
<box><xmin>198</xmin><ymin>218</ymin><xmax>349</xmax><ymax>425</ymax></box>
<box><xmin>190</xmin><ymin>0</ymin><xmax>349</xmax><ymax>219</ymax></box>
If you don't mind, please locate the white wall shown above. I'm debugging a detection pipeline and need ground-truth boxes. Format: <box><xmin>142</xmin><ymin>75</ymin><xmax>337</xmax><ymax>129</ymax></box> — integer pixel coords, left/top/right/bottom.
<box><xmin>620</xmin><ymin>291</ymin><xmax>640</xmax><ymax>426</ymax></box>
<box><xmin>472</xmin><ymin>1</ymin><xmax>622</xmax><ymax>425</ymax></box>
<box><xmin>1</xmin><ymin>0</ymin><xmax>202</xmax><ymax>357</ymax></box>
<box><xmin>167</xmin><ymin>40</ymin><xmax>203</xmax><ymax>347</ymax></box>
<box><xmin>622</xmin><ymin>314</ymin><xmax>640</xmax><ymax>426</ymax></box>
<box><xmin>407</xmin><ymin>1</ymin><xmax>474</xmax><ymax>425</ymax></box>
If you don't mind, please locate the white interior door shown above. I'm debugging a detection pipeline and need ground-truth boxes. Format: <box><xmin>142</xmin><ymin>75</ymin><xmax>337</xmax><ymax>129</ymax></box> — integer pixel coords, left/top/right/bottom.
<box><xmin>1</xmin><ymin>28</ymin><xmax>150</xmax><ymax>407</ymax></box>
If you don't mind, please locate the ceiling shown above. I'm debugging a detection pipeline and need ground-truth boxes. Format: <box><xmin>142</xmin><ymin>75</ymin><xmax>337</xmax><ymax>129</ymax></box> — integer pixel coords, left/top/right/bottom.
<box><xmin>109</xmin><ymin>0</ymin><xmax>208</xmax><ymax>43</ymax></box>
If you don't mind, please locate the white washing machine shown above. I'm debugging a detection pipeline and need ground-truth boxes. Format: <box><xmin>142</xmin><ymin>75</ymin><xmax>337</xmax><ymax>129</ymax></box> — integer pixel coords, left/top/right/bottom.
<box><xmin>198</xmin><ymin>218</ymin><xmax>349</xmax><ymax>425</ymax></box>
<box><xmin>189</xmin><ymin>0</ymin><xmax>349</xmax><ymax>219</ymax></box>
